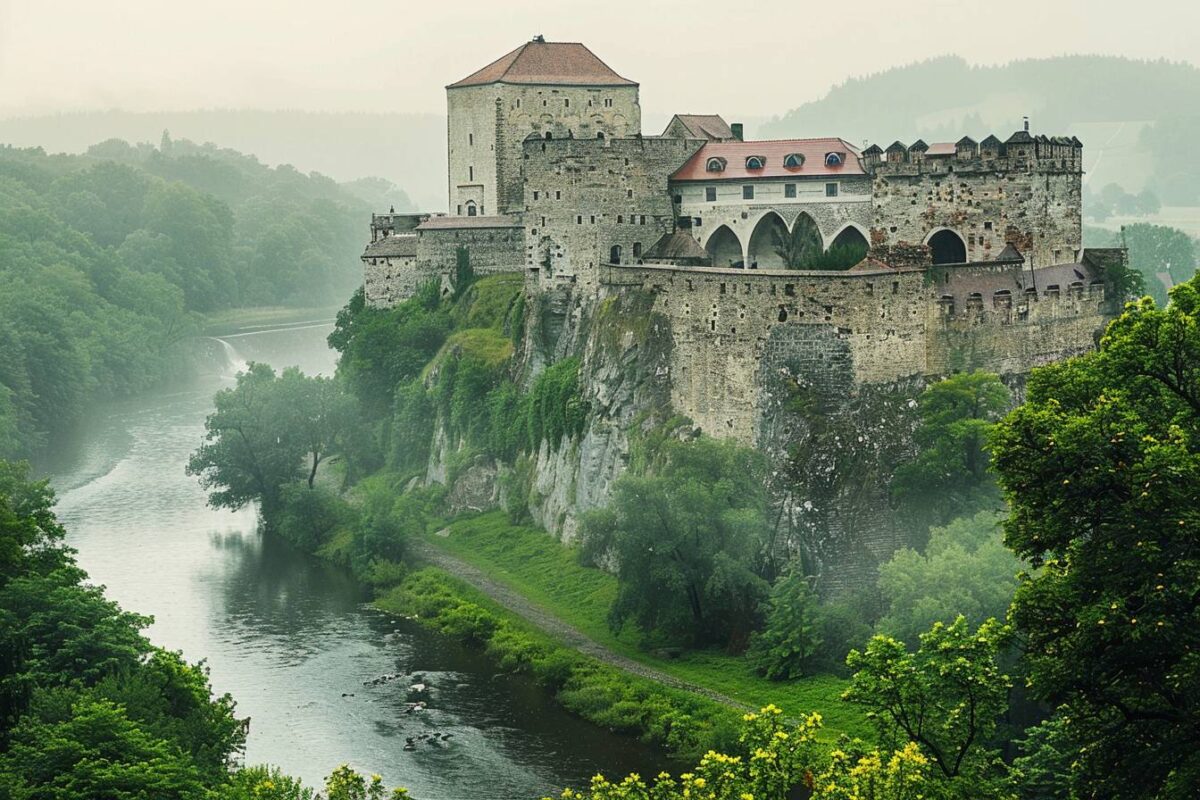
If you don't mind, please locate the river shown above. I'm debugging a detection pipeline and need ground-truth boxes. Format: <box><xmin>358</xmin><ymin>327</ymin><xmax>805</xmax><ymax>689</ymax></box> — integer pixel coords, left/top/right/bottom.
<box><xmin>44</xmin><ymin>322</ymin><xmax>663</xmax><ymax>800</ymax></box>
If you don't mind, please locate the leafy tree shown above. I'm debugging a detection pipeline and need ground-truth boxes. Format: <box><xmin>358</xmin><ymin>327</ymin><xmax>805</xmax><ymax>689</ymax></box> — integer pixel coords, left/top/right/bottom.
<box><xmin>892</xmin><ymin>372</ymin><xmax>1010</xmax><ymax>529</ymax></box>
<box><xmin>581</xmin><ymin>436</ymin><xmax>770</xmax><ymax>649</ymax></box>
<box><xmin>747</xmin><ymin>573</ymin><xmax>823</xmax><ymax>680</ymax></box>
<box><xmin>989</xmin><ymin>276</ymin><xmax>1200</xmax><ymax>798</ymax></box>
<box><xmin>1121</xmin><ymin>222</ymin><xmax>1197</xmax><ymax>305</ymax></box>
<box><xmin>844</xmin><ymin>616</ymin><xmax>1013</xmax><ymax>795</ymax></box>
<box><xmin>1010</xmin><ymin>715</ymin><xmax>1077</xmax><ymax>800</ymax></box>
<box><xmin>876</xmin><ymin>510</ymin><xmax>1021</xmax><ymax>646</ymax></box>
<box><xmin>0</xmin><ymin>696</ymin><xmax>208</xmax><ymax>800</ymax></box>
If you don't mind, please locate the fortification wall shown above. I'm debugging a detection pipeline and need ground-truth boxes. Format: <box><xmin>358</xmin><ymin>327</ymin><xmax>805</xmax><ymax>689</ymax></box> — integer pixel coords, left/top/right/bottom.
<box><xmin>364</xmin><ymin>254</ymin><xmax>420</xmax><ymax>308</ymax></box>
<box><xmin>869</xmin><ymin>155</ymin><xmax>1082</xmax><ymax>266</ymax></box>
<box><xmin>523</xmin><ymin>137</ymin><xmax>703</xmax><ymax>293</ymax></box>
<box><xmin>416</xmin><ymin>225</ymin><xmax>525</xmax><ymax>279</ymax></box>
<box><xmin>601</xmin><ymin>263</ymin><xmax>929</xmax><ymax>442</ymax></box>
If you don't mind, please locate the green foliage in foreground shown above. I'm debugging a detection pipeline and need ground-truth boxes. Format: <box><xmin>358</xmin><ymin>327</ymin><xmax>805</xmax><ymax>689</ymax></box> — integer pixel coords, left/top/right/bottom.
<box><xmin>990</xmin><ymin>275</ymin><xmax>1200</xmax><ymax>799</ymax></box>
<box><xmin>548</xmin><ymin>705</ymin><xmax>928</xmax><ymax>800</ymax></box>
<box><xmin>581</xmin><ymin>436</ymin><xmax>772</xmax><ymax>651</ymax></box>
<box><xmin>377</xmin><ymin>568</ymin><xmax>741</xmax><ymax>762</ymax></box>
<box><xmin>845</xmin><ymin>617</ymin><xmax>1014</xmax><ymax>797</ymax></box>
<box><xmin>746</xmin><ymin>573</ymin><xmax>823</xmax><ymax>680</ymax></box>
<box><xmin>875</xmin><ymin>510</ymin><xmax>1021</xmax><ymax>646</ymax></box>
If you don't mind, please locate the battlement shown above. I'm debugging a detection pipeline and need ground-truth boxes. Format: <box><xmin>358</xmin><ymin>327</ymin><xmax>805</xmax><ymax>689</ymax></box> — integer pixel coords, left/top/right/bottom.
<box><xmin>864</xmin><ymin>132</ymin><xmax>1083</xmax><ymax>177</ymax></box>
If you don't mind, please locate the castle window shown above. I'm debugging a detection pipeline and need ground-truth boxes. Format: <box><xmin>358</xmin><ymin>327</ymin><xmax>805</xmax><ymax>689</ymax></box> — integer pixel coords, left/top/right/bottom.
<box><xmin>516</xmin><ymin>99</ymin><xmax>521</xmax><ymax>108</ymax></box>
<box><xmin>640</xmin><ymin>215</ymin><xmax>646</xmax><ymax>225</ymax></box>
<box><xmin>783</xmin><ymin>153</ymin><xmax>805</xmax><ymax>168</ymax></box>
<box><xmin>627</xmin><ymin>189</ymin><xmax>633</xmax><ymax>198</ymax></box>
<box><xmin>466</xmin><ymin>201</ymin><xmax>477</xmax><ymax>217</ymax></box>
<box><xmin>610</xmin><ymin>245</ymin><xmax>622</xmax><ymax>263</ymax></box>
<box><xmin>784</xmin><ymin>183</ymin><xmax>797</xmax><ymax>198</ymax></box>
<box><xmin>565</xmin><ymin>98</ymin><xmax>570</xmax><ymax>108</ymax></box>
<box><xmin>632</xmin><ymin>242</ymin><xmax>642</xmax><ymax>258</ymax></box>
<box><xmin>543</xmin><ymin>99</ymin><xmax>548</xmax><ymax>107</ymax></box>
<box><xmin>825</xmin><ymin>152</ymin><xmax>843</xmax><ymax>167</ymax></box>
<box><xmin>617</xmin><ymin>215</ymin><xmax>623</xmax><ymax>223</ymax></box>
<box><xmin>468</xmin><ymin>166</ymin><xmax>474</xmax><ymax>181</ymax></box>
<box><xmin>555</xmin><ymin>190</ymin><xmax>561</xmax><ymax>200</ymax></box>
<box><xmin>743</xmin><ymin>185</ymin><xmax>754</xmax><ymax>200</ymax></box>
<box><xmin>984</xmin><ymin>221</ymin><xmax>993</xmax><ymax>231</ymax></box>
<box><xmin>469</xmin><ymin>133</ymin><xmax>474</xmax><ymax>146</ymax></box>
<box><xmin>457</xmin><ymin>204</ymin><xmax>463</xmax><ymax>215</ymax></box>
<box><xmin>577</xmin><ymin>215</ymin><xmax>583</xmax><ymax>225</ymax></box>
<box><xmin>705</xmin><ymin>186</ymin><xmax>716</xmax><ymax>202</ymax></box>
<box><xmin>591</xmin><ymin>215</ymin><xmax>596</xmax><ymax>224</ymax></box>
<box><xmin>745</xmin><ymin>155</ymin><xmax>766</xmax><ymax>169</ymax></box>
<box><xmin>705</xmin><ymin>157</ymin><xmax>726</xmax><ymax>172</ymax></box>
<box><xmin>825</xmin><ymin>183</ymin><xmax>839</xmax><ymax>197</ymax></box>
<box><xmin>533</xmin><ymin>191</ymin><xmax>539</xmax><ymax>201</ymax></box>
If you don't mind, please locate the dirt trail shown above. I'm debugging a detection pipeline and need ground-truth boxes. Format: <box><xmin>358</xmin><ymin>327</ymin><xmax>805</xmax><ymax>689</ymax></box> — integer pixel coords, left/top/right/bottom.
<box><xmin>409</xmin><ymin>539</ymin><xmax>753</xmax><ymax>711</ymax></box>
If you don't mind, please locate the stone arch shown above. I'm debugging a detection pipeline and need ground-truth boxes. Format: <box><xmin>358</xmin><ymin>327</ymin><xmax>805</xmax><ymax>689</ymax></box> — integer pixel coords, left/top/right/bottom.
<box><xmin>704</xmin><ymin>225</ymin><xmax>743</xmax><ymax>268</ymax></box>
<box><xmin>828</xmin><ymin>222</ymin><xmax>869</xmax><ymax>252</ymax></box>
<box><xmin>609</xmin><ymin>244</ymin><xmax>622</xmax><ymax>264</ymax></box>
<box><xmin>747</xmin><ymin>211</ymin><xmax>791</xmax><ymax>270</ymax></box>
<box><xmin>926</xmin><ymin>228</ymin><xmax>967</xmax><ymax>265</ymax></box>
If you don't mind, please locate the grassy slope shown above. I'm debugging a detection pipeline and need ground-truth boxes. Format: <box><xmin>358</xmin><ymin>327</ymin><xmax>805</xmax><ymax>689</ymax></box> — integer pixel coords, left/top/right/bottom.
<box><xmin>420</xmin><ymin>511</ymin><xmax>870</xmax><ymax>740</ymax></box>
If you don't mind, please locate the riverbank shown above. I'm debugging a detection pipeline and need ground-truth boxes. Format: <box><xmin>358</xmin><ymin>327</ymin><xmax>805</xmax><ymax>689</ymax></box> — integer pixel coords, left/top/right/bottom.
<box><xmin>408</xmin><ymin>512</ymin><xmax>870</xmax><ymax>742</ymax></box>
<box><xmin>201</xmin><ymin>304</ymin><xmax>344</xmax><ymax>337</ymax></box>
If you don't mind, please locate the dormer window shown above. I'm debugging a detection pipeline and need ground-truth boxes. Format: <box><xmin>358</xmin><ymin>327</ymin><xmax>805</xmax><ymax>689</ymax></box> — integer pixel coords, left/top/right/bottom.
<box><xmin>825</xmin><ymin>152</ymin><xmax>844</xmax><ymax>167</ymax></box>
<box><xmin>745</xmin><ymin>155</ymin><xmax>766</xmax><ymax>169</ymax></box>
<box><xmin>783</xmin><ymin>153</ymin><xmax>804</xmax><ymax>168</ymax></box>
<box><xmin>705</xmin><ymin>157</ymin><xmax>726</xmax><ymax>172</ymax></box>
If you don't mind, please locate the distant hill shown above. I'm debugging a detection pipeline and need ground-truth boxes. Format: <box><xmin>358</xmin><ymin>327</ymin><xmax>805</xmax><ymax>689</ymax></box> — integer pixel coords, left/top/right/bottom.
<box><xmin>759</xmin><ymin>56</ymin><xmax>1200</xmax><ymax>201</ymax></box>
<box><xmin>0</xmin><ymin>110</ymin><xmax>446</xmax><ymax>210</ymax></box>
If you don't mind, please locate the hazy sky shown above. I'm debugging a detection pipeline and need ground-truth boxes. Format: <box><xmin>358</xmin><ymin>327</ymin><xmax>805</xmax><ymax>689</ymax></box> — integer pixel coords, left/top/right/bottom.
<box><xmin>2</xmin><ymin>0</ymin><xmax>1198</xmax><ymax>120</ymax></box>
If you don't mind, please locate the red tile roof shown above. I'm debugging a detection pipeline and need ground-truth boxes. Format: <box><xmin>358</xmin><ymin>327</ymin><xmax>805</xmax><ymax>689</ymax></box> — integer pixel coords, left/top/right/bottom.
<box><xmin>925</xmin><ymin>142</ymin><xmax>957</xmax><ymax>157</ymax></box>
<box><xmin>671</xmin><ymin>138</ymin><xmax>863</xmax><ymax>182</ymax></box>
<box><xmin>448</xmin><ymin>40</ymin><xmax>636</xmax><ymax>89</ymax></box>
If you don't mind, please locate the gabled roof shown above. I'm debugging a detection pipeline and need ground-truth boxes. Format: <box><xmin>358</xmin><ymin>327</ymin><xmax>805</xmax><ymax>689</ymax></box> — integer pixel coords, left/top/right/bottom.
<box><xmin>956</xmin><ymin>135</ymin><xmax>978</xmax><ymax>146</ymax></box>
<box><xmin>862</xmin><ymin>144</ymin><xmax>883</xmax><ymax>155</ymax></box>
<box><xmin>670</xmin><ymin>138</ymin><xmax>863</xmax><ymax>182</ymax></box>
<box><xmin>1007</xmin><ymin>130</ymin><xmax>1035</xmax><ymax>144</ymax></box>
<box><xmin>448</xmin><ymin>40</ymin><xmax>637</xmax><ymax>88</ymax></box>
<box><xmin>665</xmin><ymin>114</ymin><xmax>735</xmax><ymax>141</ymax></box>
<box><xmin>909</xmin><ymin>139</ymin><xmax>929</xmax><ymax>152</ymax></box>
<box><xmin>980</xmin><ymin>134</ymin><xmax>1003</xmax><ymax>147</ymax></box>
<box><xmin>995</xmin><ymin>243</ymin><xmax>1025</xmax><ymax>263</ymax></box>
<box><xmin>363</xmin><ymin>235</ymin><xmax>418</xmax><ymax>259</ymax></box>
<box><xmin>885</xmin><ymin>140</ymin><xmax>908</xmax><ymax>153</ymax></box>
<box><xmin>644</xmin><ymin>231</ymin><xmax>712</xmax><ymax>263</ymax></box>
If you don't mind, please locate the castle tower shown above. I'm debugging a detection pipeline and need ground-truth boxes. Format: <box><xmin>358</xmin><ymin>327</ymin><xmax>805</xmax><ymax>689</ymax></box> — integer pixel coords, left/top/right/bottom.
<box><xmin>445</xmin><ymin>37</ymin><xmax>641</xmax><ymax>217</ymax></box>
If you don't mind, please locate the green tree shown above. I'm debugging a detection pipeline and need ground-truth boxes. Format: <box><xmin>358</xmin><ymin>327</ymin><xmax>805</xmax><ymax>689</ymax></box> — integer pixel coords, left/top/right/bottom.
<box><xmin>876</xmin><ymin>510</ymin><xmax>1021</xmax><ymax>646</ymax></box>
<box><xmin>1121</xmin><ymin>222</ymin><xmax>1197</xmax><ymax>305</ymax></box>
<box><xmin>989</xmin><ymin>276</ymin><xmax>1200</xmax><ymax>799</ymax></box>
<box><xmin>747</xmin><ymin>572</ymin><xmax>823</xmax><ymax>680</ymax></box>
<box><xmin>844</xmin><ymin>616</ymin><xmax>1013</xmax><ymax>795</ymax></box>
<box><xmin>581</xmin><ymin>436</ymin><xmax>770</xmax><ymax>649</ymax></box>
<box><xmin>892</xmin><ymin>372</ymin><xmax>1010</xmax><ymax>528</ymax></box>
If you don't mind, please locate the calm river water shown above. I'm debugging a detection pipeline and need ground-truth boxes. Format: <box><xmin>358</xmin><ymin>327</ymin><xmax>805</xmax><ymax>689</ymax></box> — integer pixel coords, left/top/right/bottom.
<box><xmin>44</xmin><ymin>323</ymin><xmax>663</xmax><ymax>800</ymax></box>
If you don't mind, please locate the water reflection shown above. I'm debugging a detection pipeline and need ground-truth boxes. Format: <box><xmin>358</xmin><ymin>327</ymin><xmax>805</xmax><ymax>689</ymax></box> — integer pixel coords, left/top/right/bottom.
<box><xmin>47</xmin><ymin>324</ymin><xmax>665</xmax><ymax>799</ymax></box>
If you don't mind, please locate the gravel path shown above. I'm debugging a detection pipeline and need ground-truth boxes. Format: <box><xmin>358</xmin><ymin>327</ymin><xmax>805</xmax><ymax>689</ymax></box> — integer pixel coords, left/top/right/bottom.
<box><xmin>409</xmin><ymin>539</ymin><xmax>753</xmax><ymax>711</ymax></box>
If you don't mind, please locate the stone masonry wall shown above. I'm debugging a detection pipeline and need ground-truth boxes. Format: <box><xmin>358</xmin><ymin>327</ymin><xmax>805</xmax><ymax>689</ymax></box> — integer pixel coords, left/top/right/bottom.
<box><xmin>869</xmin><ymin>154</ymin><xmax>1082</xmax><ymax>266</ymax></box>
<box><xmin>364</xmin><ymin>254</ymin><xmax>419</xmax><ymax>308</ymax></box>
<box><xmin>416</xmin><ymin>225</ymin><xmax>525</xmax><ymax>280</ymax></box>
<box><xmin>523</xmin><ymin>137</ymin><xmax>703</xmax><ymax>293</ymax></box>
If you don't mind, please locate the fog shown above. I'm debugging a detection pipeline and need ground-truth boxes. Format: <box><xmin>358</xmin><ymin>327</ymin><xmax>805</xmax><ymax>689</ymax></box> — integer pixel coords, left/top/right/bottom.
<box><xmin>1</xmin><ymin>0</ymin><xmax>1197</xmax><ymax>121</ymax></box>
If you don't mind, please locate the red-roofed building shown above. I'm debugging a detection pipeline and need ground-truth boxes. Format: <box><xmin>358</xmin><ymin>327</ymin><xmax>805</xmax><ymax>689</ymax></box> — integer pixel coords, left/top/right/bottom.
<box><xmin>447</xmin><ymin>38</ymin><xmax>641</xmax><ymax>219</ymax></box>
<box><xmin>670</xmin><ymin>139</ymin><xmax>872</xmax><ymax>269</ymax></box>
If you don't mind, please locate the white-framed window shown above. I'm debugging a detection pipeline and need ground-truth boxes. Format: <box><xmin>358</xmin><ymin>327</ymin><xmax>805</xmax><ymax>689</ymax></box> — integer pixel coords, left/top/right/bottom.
<box><xmin>745</xmin><ymin>155</ymin><xmax>765</xmax><ymax>169</ymax></box>
<box><xmin>705</xmin><ymin>157</ymin><xmax>726</xmax><ymax>172</ymax></box>
<box><xmin>825</xmin><ymin>183</ymin><xmax>839</xmax><ymax>197</ymax></box>
<box><xmin>825</xmin><ymin>152</ymin><xmax>844</xmax><ymax>167</ymax></box>
<box><xmin>783</xmin><ymin>153</ymin><xmax>804</xmax><ymax>168</ymax></box>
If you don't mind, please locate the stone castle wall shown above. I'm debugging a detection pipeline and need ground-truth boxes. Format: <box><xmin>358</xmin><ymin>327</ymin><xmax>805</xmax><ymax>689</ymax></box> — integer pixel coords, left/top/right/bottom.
<box><xmin>448</xmin><ymin>83</ymin><xmax>641</xmax><ymax>217</ymax></box>
<box><xmin>416</xmin><ymin>224</ymin><xmax>525</xmax><ymax>279</ymax></box>
<box><xmin>523</xmin><ymin>137</ymin><xmax>703</xmax><ymax>292</ymax></box>
<box><xmin>869</xmin><ymin>152</ymin><xmax>1082</xmax><ymax>266</ymax></box>
<box><xmin>364</xmin><ymin>253</ymin><xmax>420</xmax><ymax>307</ymax></box>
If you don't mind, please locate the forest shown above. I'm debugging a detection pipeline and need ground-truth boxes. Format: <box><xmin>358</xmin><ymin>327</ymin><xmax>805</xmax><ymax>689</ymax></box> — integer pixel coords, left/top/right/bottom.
<box><xmin>0</xmin><ymin>137</ymin><xmax>390</xmax><ymax>460</ymax></box>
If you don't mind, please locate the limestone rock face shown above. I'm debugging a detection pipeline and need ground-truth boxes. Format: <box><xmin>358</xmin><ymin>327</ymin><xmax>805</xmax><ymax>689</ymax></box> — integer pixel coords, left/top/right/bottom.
<box><xmin>446</xmin><ymin>456</ymin><xmax>500</xmax><ymax>515</ymax></box>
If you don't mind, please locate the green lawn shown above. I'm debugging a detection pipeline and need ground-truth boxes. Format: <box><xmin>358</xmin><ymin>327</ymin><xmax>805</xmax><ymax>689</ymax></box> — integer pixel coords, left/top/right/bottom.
<box><xmin>421</xmin><ymin>511</ymin><xmax>870</xmax><ymax>740</ymax></box>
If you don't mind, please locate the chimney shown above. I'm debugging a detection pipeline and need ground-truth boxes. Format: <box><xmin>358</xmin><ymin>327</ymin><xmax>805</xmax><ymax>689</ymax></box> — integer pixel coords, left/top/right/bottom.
<box><xmin>730</xmin><ymin>123</ymin><xmax>744</xmax><ymax>141</ymax></box>
<box><xmin>1023</xmin><ymin>116</ymin><xmax>1030</xmax><ymax>133</ymax></box>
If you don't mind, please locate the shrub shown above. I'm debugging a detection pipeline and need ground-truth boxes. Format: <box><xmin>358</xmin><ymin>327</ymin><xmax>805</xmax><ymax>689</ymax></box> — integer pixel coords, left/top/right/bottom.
<box><xmin>747</xmin><ymin>573</ymin><xmax>823</xmax><ymax>680</ymax></box>
<box><xmin>274</xmin><ymin>483</ymin><xmax>353</xmax><ymax>552</ymax></box>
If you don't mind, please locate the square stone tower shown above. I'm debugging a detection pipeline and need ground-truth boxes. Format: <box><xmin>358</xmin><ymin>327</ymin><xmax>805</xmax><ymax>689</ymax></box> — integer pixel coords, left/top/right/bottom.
<box><xmin>445</xmin><ymin>37</ymin><xmax>641</xmax><ymax>217</ymax></box>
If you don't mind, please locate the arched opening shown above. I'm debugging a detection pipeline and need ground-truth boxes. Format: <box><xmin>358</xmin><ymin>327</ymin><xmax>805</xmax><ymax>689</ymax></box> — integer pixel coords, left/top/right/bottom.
<box><xmin>747</xmin><ymin>212</ymin><xmax>792</xmax><ymax>270</ymax></box>
<box><xmin>928</xmin><ymin>229</ymin><xmax>967</xmax><ymax>265</ymax></box>
<box><xmin>819</xmin><ymin>225</ymin><xmax>869</xmax><ymax>270</ymax></box>
<box><xmin>544</xmin><ymin>131</ymin><xmax>553</xmax><ymax>140</ymax></box>
<box><xmin>705</xmin><ymin>225</ymin><xmax>743</xmax><ymax>268</ymax></box>
<box><xmin>465</xmin><ymin>201</ymin><xmax>478</xmax><ymax>217</ymax></box>
<box><xmin>757</xmin><ymin>212</ymin><xmax>823</xmax><ymax>270</ymax></box>
<box><xmin>597</xmin><ymin>131</ymin><xmax>605</xmax><ymax>140</ymax></box>
<box><xmin>609</xmin><ymin>244</ymin><xmax>622</xmax><ymax>264</ymax></box>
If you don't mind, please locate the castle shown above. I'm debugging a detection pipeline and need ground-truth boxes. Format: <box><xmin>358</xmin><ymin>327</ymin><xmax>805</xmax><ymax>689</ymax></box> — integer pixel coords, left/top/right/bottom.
<box><xmin>361</xmin><ymin>38</ymin><xmax>1122</xmax><ymax>579</ymax></box>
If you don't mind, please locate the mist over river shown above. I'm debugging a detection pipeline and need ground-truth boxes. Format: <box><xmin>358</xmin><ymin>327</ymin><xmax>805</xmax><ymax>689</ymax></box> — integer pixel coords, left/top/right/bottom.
<box><xmin>41</xmin><ymin>322</ymin><xmax>663</xmax><ymax>800</ymax></box>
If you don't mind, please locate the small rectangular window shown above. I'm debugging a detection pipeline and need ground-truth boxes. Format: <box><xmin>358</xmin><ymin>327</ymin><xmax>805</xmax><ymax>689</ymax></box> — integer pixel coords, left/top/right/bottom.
<box><xmin>577</xmin><ymin>215</ymin><xmax>583</xmax><ymax>225</ymax></box>
<box><xmin>705</xmin><ymin>186</ymin><xmax>716</xmax><ymax>202</ymax></box>
<box><xmin>469</xmin><ymin>133</ymin><xmax>474</xmax><ymax>146</ymax></box>
<box><xmin>825</xmin><ymin>183</ymin><xmax>838</xmax><ymax>197</ymax></box>
<box><xmin>565</xmin><ymin>98</ymin><xmax>570</xmax><ymax>108</ymax></box>
<box><xmin>984</xmin><ymin>221</ymin><xmax>994</xmax><ymax>231</ymax></box>
<box><xmin>555</xmin><ymin>191</ymin><xmax>561</xmax><ymax>200</ymax></box>
<box><xmin>640</xmin><ymin>215</ymin><xmax>646</xmax><ymax>225</ymax></box>
<box><xmin>743</xmin><ymin>185</ymin><xmax>754</xmax><ymax>200</ymax></box>
<box><xmin>784</xmin><ymin>183</ymin><xmax>796</xmax><ymax>198</ymax></box>
<box><xmin>468</xmin><ymin>166</ymin><xmax>474</xmax><ymax>181</ymax></box>
<box><xmin>533</xmin><ymin>191</ymin><xmax>539</xmax><ymax>201</ymax></box>
<box><xmin>590</xmin><ymin>215</ymin><xmax>596</xmax><ymax>224</ymax></box>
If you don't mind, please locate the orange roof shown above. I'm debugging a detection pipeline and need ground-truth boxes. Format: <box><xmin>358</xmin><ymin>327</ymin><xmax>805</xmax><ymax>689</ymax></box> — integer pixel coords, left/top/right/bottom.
<box><xmin>925</xmin><ymin>142</ymin><xmax>957</xmax><ymax>156</ymax></box>
<box><xmin>448</xmin><ymin>40</ymin><xmax>637</xmax><ymax>89</ymax></box>
<box><xmin>671</xmin><ymin>138</ymin><xmax>863</xmax><ymax>182</ymax></box>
